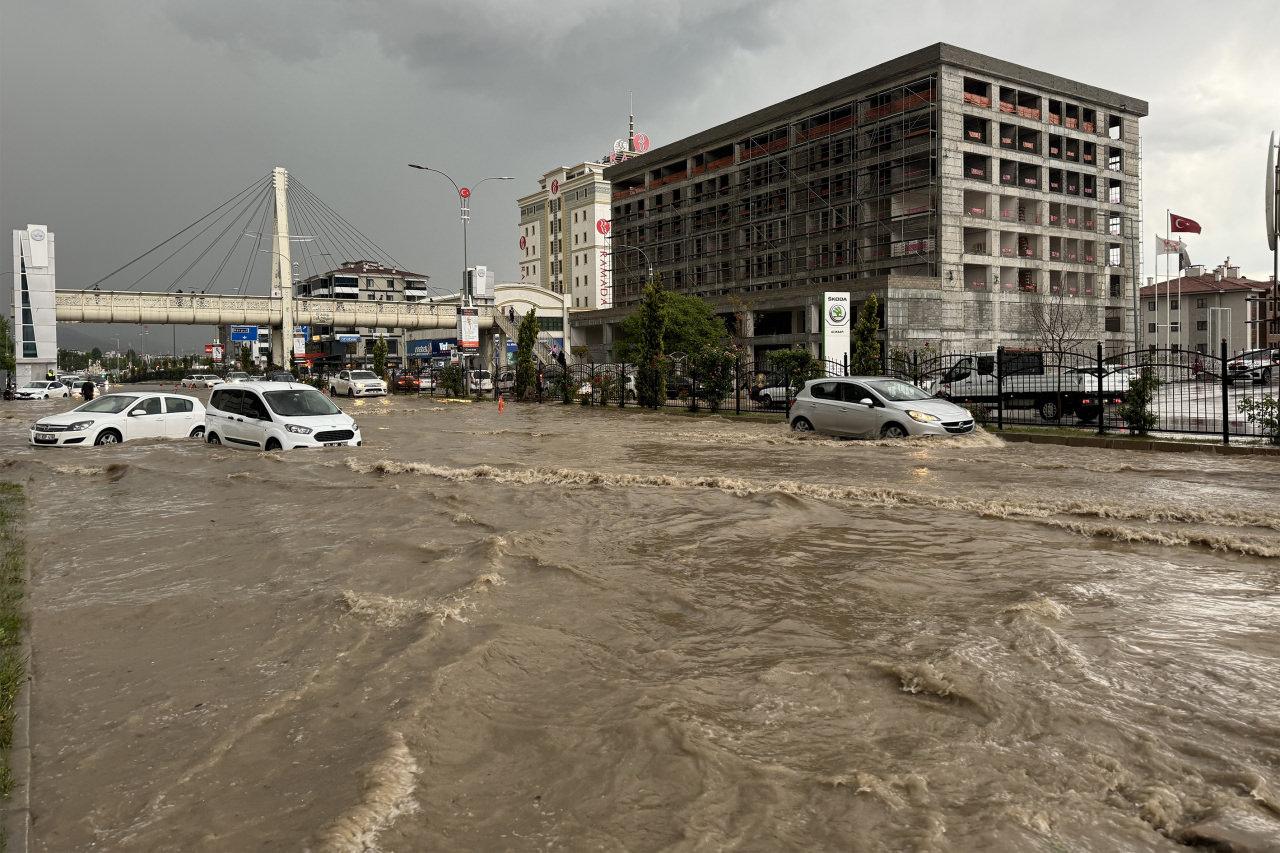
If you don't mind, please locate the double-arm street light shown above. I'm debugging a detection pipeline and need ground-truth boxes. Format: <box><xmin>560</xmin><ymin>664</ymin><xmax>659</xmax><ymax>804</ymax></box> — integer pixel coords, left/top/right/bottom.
<box><xmin>407</xmin><ymin>165</ymin><xmax>513</xmax><ymax>393</ymax></box>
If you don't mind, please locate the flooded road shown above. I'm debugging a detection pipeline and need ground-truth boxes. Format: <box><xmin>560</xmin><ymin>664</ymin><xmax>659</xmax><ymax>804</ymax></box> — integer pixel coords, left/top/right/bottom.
<box><xmin>3</xmin><ymin>388</ymin><xmax>1279</xmax><ymax>851</ymax></box>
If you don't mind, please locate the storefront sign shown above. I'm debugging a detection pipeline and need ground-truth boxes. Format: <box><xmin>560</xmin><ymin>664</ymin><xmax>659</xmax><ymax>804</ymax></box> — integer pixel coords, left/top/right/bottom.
<box><xmin>823</xmin><ymin>292</ymin><xmax>851</xmax><ymax>364</ymax></box>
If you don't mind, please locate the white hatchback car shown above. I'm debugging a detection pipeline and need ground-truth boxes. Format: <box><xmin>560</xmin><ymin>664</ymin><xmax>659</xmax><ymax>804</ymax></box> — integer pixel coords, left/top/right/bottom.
<box><xmin>29</xmin><ymin>392</ymin><xmax>206</xmax><ymax>446</ymax></box>
<box><xmin>789</xmin><ymin>377</ymin><xmax>976</xmax><ymax>439</ymax></box>
<box><xmin>14</xmin><ymin>381</ymin><xmax>71</xmax><ymax>400</ymax></box>
<box><xmin>205</xmin><ymin>382</ymin><xmax>361</xmax><ymax>451</ymax></box>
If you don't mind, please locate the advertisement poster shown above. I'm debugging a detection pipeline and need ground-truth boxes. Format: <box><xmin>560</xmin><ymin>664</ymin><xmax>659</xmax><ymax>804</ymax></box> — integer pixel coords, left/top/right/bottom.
<box><xmin>823</xmin><ymin>292</ymin><xmax>851</xmax><ymax>364</ymax></box>
<box><xmin>457</xmin><ymin>307</ymin><xmax>479</xmax><ymax>352</ymax></box>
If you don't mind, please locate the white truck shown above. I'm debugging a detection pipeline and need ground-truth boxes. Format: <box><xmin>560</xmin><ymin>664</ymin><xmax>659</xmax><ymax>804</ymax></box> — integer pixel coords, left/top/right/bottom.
<box><xmin>931</xmin><ymin>350</ymin><xmax>1128</xmax><ymax>422</ymax></box>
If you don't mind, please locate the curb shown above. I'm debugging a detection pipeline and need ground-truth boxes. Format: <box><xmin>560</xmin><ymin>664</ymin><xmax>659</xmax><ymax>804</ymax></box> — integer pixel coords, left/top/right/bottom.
<box><xmin>2</xmin><ymin>494</ymin><xmax>30</xmax><ymax>853</ymax></box>
<box><xmin>997</xmin><ymin>431</ymin><xmax>1280</xmax><ymax>457</ymax></box>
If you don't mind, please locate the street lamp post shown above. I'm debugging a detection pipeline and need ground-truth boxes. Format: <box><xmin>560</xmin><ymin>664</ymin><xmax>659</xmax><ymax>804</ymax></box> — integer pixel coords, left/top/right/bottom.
<box><xmin>408</xmin><ymin>166</ymin><xmax>513</xmax><ymax>396</ymax></box>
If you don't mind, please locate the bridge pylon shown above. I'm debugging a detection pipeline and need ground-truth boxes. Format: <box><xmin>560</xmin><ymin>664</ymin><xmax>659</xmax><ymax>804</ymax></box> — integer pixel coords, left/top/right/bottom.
<box><xmin>269</xmin><ymin>166</ymin><xmax>294</xmax><ymax>367</ymax></box>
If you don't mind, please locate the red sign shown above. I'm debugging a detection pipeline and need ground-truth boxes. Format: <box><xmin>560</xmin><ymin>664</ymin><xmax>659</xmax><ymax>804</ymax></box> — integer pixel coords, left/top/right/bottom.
<box><xmin>519</xmin><ymin>235</ymin><xmax>527</xmax><ymax>250</ymax></box>
<box><xmin>596</xmin><ymin>218</ymin><xmax>611</xmax><ymax>236</ymax></box>
<box><xmin>550</xmin><ymin>179</ymin><xmax>560</xmax><ymax>195</ymax></box>
<box><xmin>204</xmin><ymin>344</ymin><xmax>214</xmax><ymax>353</ymax></box>
<box><xmin>459</xmin><ymin>187</ymin><xmax>471</xmax><ymax>199</ymax></box>
<box><xmin>631</xmin><ymin>132</ymin><xmax>650</xmax><ymax>153</ymax></box>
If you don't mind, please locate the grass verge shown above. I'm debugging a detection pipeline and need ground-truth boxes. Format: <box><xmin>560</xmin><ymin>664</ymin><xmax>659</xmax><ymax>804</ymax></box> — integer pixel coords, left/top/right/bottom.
<box><xmin>0</xmin><ymin>482</ymin><xmax>25</xmax><ymax>805</ymax></box>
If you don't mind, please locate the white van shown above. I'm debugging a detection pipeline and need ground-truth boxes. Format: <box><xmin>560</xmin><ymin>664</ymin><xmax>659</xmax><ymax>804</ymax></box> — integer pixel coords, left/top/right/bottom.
<box><xmin>205</xmin><ymin>382</ymin><xmax>361</xmax><ymax>450</ymax></box>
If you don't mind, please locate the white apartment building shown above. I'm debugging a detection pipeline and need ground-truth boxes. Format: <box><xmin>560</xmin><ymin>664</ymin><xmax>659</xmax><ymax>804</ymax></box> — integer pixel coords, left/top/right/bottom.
<box><xmin>517</xmin><ymin>162</ymin><xmax>614</xmax><ymax>310</ymax></box>
<box><xmin>1140</xmin><ymin>261</ymin><xmax>1274</xmax><ymax>356</ymax></box>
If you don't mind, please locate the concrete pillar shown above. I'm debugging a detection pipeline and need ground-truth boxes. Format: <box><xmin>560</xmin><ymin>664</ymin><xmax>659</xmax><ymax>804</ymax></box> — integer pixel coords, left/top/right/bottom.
<box><xmin>270</xmin><ymin>167</ymin><xmax>293</xmax><ymax>367</ymax></box>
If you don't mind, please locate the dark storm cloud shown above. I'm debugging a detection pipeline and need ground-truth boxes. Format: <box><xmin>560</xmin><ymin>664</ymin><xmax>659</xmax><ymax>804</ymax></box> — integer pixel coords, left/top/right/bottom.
<box><xmin>2</xmin><ymin>0</ymin><xmax>1278</xmax><ymax>355</ymax></box>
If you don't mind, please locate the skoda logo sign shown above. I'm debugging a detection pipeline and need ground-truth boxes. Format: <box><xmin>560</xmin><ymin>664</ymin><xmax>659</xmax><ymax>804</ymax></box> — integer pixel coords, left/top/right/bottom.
<box><xmin>827</xmin><ymin>303</ymin><xmax>849</xmax><ymax>325</ymax></box>
<box><xmin>30</xmin><ymin>229</ymin><xmax>45</xmax><ymax>242</ymax></box>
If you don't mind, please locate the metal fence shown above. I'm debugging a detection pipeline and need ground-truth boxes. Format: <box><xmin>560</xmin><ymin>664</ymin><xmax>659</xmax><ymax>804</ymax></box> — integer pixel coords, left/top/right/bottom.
<box><xmin>490</xmin><ymin>343</ymin><xmax>1279</xmax><ymax>444</ymax></box>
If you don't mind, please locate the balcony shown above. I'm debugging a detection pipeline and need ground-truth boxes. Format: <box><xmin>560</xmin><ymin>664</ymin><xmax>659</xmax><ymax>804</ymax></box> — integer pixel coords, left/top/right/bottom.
<box><xmin>965</xmin><ymin>205</ymin><xmax>987</xmax><ymax>218</ymax></box>
<box><xmin>963</xmin><ymin>92</ymin><xmax>991</xmax><ymax>108</ymax></box>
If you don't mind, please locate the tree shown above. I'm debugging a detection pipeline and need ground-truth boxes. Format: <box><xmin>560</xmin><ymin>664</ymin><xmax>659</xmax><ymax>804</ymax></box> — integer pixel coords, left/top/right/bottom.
<box><xmin>634</xmin><ymin>276</ymin><xmax>667</xmax><ymax>408</ymax></box>
<box><xmin>371</xmin><ymin>336</ymin><xmax>388</xmax><ymax>379</ymax></box>
<box><xmin>1028</xmin><ymin>290</ymin><xmax>1098</xmax><ymax>356</ymax></box>
<box><xmin>850</xmin><ymin>294</ymin><xmax>882</xmax><ymax>376</ymax></box>
<box><xmin>0</xmin><ymin>315</ymin><xmax>14</xmax><ymax>376</ymax></box>
<box><xmin>513</xmin><ymin>308</ymin><xmax>539</xmax><ymax>400</ymax></box>
<box><xmin>614</xmin><ymin>290</ymin><xmax>726</xmax><ymax>363</ymax></box>
<box><xmin>90</xmin><ymin>346</ymin><xmax>103</xmax><ymax>363</ymax></box>
<box><xmin>238</xmin><ymin>345</ymin><xmax>254</xmax><ymax>374</ymax></box>
<box><xmin>767</xmin><ymin>348</ymin><xmax>824</xmax><ymax>387</ymax></box>
<box><xmin>1119</xmin><ymin>360</ymin><xmax>1160</xmax><ymax>435</ymax></box>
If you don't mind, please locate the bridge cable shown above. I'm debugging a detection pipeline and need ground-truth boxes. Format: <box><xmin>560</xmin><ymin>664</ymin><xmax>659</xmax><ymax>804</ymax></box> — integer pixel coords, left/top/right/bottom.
<box><xmin>293</xmin><ymin>179</ymin><xmax>404</xmax><ymax>269</ymax></box>
<box><xmin>292</xmin><ymin>187</ymin><xmax>365</xmax><ymax>272</ymax></box>
<box><xmin>196</xmin><ymin>185</ymin><xmax>273</xmax><ymax>294</ymax></box>
<box><xmin>162</xmin><ymin>181</ymin><xmax>274</xmax><ymax>293</ymax></box>
<box><xmin>236</xmin><ymin>193</ymin><xmax>274</xmax><ymax>296</ymax></box>
<box><xmin>83</xmin><ymin>174</ymin><xmax>270</xmax><ymax>292</ymax></box>
<box><xmin>125</xmin><ymin>177</ymin><xmax>271</xmax><ymax>292</ymax></box>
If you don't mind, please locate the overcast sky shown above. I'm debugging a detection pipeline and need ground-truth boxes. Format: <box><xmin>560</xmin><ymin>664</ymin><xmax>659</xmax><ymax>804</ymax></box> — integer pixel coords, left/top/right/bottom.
<box><xmin>2</xmin><ymin>0</ymin><xmax>1278</xmax><ymax>353</ymax></box>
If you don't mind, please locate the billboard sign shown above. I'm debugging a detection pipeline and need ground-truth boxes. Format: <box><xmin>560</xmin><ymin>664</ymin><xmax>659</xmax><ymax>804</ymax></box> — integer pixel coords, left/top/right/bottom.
<box><xmin>823</xmin><ymin>292</ymin><xmax>852</xmax><ymax>364</ymax></box>
<box><xmin>457</xmin><ymin>307</ymin><xmax>479</xmax><ymax>352</ymax></box>
<box><xmin>229</xmin><ymin>325</ymin><xmax>258</xmax><ymax>342</ymax></box>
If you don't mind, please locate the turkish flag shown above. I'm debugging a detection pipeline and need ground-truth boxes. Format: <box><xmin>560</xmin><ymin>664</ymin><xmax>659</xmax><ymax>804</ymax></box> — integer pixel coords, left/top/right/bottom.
<box><xmin>1169</xmin><ymin>212</ymin><xmax>1202</xmax><ymax>234</ymax></box>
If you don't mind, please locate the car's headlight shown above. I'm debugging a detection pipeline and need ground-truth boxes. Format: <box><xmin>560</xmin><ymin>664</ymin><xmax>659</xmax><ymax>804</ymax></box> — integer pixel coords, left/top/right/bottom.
<box><xmin>285</xmin><ymin>424</ymin><xmax>313</xmax><ymax>434</ymax></box>
<box><xmin>349</xmin><ymin>421</ymin><xmax>359</xmax><ymax>433</ymax></box>
<box><xmin>906</xmin><ymin>410</ymin><xmax>940</xmax><ymax>423</ymax></box>
<box><xmin>67</xmin><ymin>420</ymin><xmax>94</xmax><ymax>431</ymax></box>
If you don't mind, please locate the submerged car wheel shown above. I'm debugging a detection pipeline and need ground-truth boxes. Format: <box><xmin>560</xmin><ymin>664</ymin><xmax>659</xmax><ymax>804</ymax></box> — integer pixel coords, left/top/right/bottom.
<box><xmin>881</xmin><ymin>422</ymin><xmax>909</xmax><ymax>439</ymax></box>
<box><xmin>758</xmin><ymin>393</ymin><xmax>773</xmax><ymax>409</ymax></box>
<box><xmin>329</xmin><ymin>386</ymin><xmax>337</xmax><ymax>396</ymax></box>
<box><xmin>1262</xmin><ymin>368</ymin><xmax>1272</xmax><ymax>385</ymax></box>
<box><xmin>264</xmin><ymin>438</ymin><xmax>282</xmax><ymax>451</ymax></box>
<box><xmin>791</xmin><ymin>416</ymin><xmax>814</xmax><ymax>432</ymax></box>
<box><xmin>347</xmin><ymin>387</ymin><xmax>355</xmax><ymax>398</ymax></box>
<box><xmin>189</xmin><ymin>426</ymin><xmax>205</xmax><ymax>439</ymax></box>
<box><xmin>94</xmin><ymin>429</ymin><xmax>121</xmax><ymax>446</ymax></box>
<box><xmin>206</xmin><ymin>432</ymin><xmax>221</xmax><ymax>445</ymax></box>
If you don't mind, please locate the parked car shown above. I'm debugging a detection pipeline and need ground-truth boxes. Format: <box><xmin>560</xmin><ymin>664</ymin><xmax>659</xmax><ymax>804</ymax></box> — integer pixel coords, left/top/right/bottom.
<box><xmin>391</xmin><ymin>373</ymin><xmax>421</xmax><ymax>393</ymax></box>
<box><xmin>14</xmin><ymin>381</ymin><xmax>70</xmax><ymax>400</ymax></box>
<box><xmin>29</xmin><ymin>392</ymin><xmax>205</xmax><ymax>446</ymax></box>
<box><xmin>468</xmin><ymin>370</ymin><xmax>494</xmax><ymax>393</ymax></box>
<box><xmin>181</xmin><ymin>374</ymin><xmax>223</xmax><ymax>388</ymax></box>
<box><xmin>329</xmin><ymin>370</ymin><xmax>387</xmax><ymax>398</ymax></box>
<box><xmin>496</xmin><ymin>371</ymin><xmax>516</xmax><ymax>393</ymax></box>
<box><xmin>225</xmin><ymin>371</ymin><xmax>251</xmax><ymax>383</ymax></box>
<box><xmin>417</xmin><ymin>372</ymin><xmax>437</xmax><ymax>394</ymax></box>
<box><xmin>205</xmin><ymin>382</ymin><xmax>362</xmax><ymax>450</ymax></box>
<box><xmin>58</xmin><ymin>374</ymin><xmax>83</xmax><ymax>388</ymax></box>
<box><xmin>749</xmin><ymin>375</ymin><xmax>800</xmax><ymax>409</ymax></box>
<box><xmin>789</xmin><ymin>377</ymin><xmax>976</xmax><ymax>439</ymax></box>
<box><xmin>1225</xmin><ymin>350</ymin><xmax>1278</xmax><ymax>385</ymax></box>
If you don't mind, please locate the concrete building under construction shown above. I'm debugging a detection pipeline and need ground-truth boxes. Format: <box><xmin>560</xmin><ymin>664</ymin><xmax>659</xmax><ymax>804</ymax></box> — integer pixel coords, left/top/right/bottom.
<box><xmin>571</xmin><ymin>43</ymin><xmax>1147</xmax><ymax>360</ymax></box>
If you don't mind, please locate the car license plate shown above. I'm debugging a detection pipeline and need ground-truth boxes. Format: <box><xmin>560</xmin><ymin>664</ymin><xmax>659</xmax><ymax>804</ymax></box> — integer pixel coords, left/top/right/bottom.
<box><xmin>35</xmin><ymin>433</ymin><xmax>56</xmax><ymax>443</ymax></box>
<box><xmin>323</xmin><ymin>441</ymin><xmax>344</xmax><ymax>447</ymax></box>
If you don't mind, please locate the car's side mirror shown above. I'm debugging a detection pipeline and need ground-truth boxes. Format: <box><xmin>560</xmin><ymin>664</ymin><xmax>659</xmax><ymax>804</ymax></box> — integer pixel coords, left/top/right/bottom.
<box><xmin>859</xmin><ymin>397</ymin><xmax>875</xmax><ymax>407</ymax></box>
<box><xmin>130</xmin><ymin>408</ymin><xmax>146</xmax><ymax>417</ymax></box>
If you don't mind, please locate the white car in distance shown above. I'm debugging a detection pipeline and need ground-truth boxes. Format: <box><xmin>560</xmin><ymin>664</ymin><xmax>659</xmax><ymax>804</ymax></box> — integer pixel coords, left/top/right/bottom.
<box><xmin>329</xmin><ymin>370</ymin><xmax>387</xmax><ymax>398</ymax></box>
<box><xmin>14</xmin><ymin>381</ymin><xmax>71</xmax><ymax>400</ymax></box>
<box><xmin>29</xmin><ymin>393</ymin><xmax>206</xmax><ymax>446</ymax></box>
<box><xmin>225</xmin><ymin>371</ymin><xmax>251</xmax><ymax>383</ymax></box>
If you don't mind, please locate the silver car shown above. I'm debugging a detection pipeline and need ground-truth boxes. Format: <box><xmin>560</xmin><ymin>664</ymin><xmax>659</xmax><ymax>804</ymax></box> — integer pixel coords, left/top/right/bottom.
<box><xmin>789</xmin><ymin>377</ymin><xmax>975</xmax><ymax>439</ymax></box>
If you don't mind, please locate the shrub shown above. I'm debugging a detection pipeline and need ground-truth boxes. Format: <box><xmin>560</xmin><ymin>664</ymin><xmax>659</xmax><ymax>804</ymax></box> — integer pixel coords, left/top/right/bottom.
<box><xmin>1119</xmin><ymin>364</ymin><xmax>1160</xmax><ymax>435</ymax></box>
<box><xmin>1238</xmin><ymin>395</ymin><xmax>1280</xmax><ymax>444</ymax></box>
<box><xmin>690</xmin><ymin>349</ymin><xmax>736</xmax><ymax>412</ymax></box>
<box><xmin>439</xmin><ymin>363</ymin><xmax>465</xmax><ymax>397</ymax></box>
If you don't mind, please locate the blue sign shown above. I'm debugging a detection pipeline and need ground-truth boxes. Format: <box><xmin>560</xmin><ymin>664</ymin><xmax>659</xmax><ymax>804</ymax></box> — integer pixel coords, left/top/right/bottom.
<box><xmin>295</xmin><ymin>325</ymin><xmax>309</xmax><ymax>340</ymax></box>
<box><xmin>230</xmin><ymin>325</ymin><xmax>259</xmax><ymax>343</ymax></box>
<box><xmin>336</xmin><ymin>334</ymin><xmax>361</xmax><ymax>343</ymax></box>
<box><xmin>407</xmin><ymin>338</ymin><xmax>457</xmax><ymax>356</ymax></box>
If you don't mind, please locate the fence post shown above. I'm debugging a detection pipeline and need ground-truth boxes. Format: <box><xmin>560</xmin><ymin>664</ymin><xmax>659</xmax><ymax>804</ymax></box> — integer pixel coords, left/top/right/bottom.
<box><xmin>619</xmin><ymin>363</ymin><xmax>626</xmax><ymax>408</ymax></box>
<box><xmin>995</xmin><ymin>345</ymin><xmax>1004</xmax><ymax>431</ymax></box>
<box><xmin>690</xmin><ymin>366</ymin><xmax>699</xmax><ymax>412</ymax></box>
<box><xmin>783</xmin><ymin>367</ymin><xmax>791</xmax><ymax>416</ymax></box>
<box><xmin>1096</xmin><ymin>340</ymin><xmax>1106</xmax><ymax>437</ymax></box>
<box><xmin>911</xmin><ymin>349</ymin><xmax>919</xmax><ymax>386</ymax></box>
<box><xmin>1220</xmin><ymin>338</ymin><xmax>1230</xmax><ymax>445</ymax></box>
<box><xmin>735</xmin><ymin>363</ymin><xmax>741</xmax><ymax>415</ymax></box>
<box><xmin>843</xmin><ymin>352</ymin><xmax>849</xmax><ymax>377</ymax></box>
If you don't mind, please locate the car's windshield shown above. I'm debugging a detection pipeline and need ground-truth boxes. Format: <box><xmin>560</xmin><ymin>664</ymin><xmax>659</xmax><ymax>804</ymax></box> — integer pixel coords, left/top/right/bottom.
<box><xmin>24</xmin><ymin>382</ymin><xmax>49</xmax><ymax>389</ymax></box>
<box><xmin>867</xmin><ymin>379</ymin><xmax>933</xmax><ymax>402</ymax></box>
<box><xmin>75</xmin><ymin>395</ymin><xmax>139</xmax><ymax>414</ymax></box>
<box><xmin>351</xmin><ymin>371</ymin><xmax>377</xmax><ymax>380</ymax></box>
<box><xmin>264</xmin><ymin>389</ymin><xmax>342</xmax><ymax>417</ymax></box>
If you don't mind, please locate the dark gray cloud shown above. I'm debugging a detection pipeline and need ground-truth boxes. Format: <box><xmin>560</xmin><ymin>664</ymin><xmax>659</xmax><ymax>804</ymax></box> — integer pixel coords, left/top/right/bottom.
<box><xmin>2</xmin><ymin>0</ymin><xmax>1278</xmax><ymax>354</ymax></box>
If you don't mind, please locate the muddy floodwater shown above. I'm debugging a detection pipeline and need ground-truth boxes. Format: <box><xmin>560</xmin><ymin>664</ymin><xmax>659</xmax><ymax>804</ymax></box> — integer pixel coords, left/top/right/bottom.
<box><xmin>2</xmin><ymin>388</ymin><xmax>1279</xmax><ymax>851</ymax></box>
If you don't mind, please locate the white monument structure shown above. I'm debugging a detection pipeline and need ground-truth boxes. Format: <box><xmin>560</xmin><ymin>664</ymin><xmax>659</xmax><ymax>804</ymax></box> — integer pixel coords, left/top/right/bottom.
<box><xmin>11</xmin><ymin>224</ymin><xmax>58</xmax><ymax>385</ymax></box>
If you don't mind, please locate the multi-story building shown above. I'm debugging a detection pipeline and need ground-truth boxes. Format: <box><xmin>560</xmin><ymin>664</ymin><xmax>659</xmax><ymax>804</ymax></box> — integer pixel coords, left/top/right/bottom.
<box><xmin>293</xmin><ymin>260</ymin><xmax>434</xmax><ymax>367</ymax></box>
<box><xmin>1140</xmin><ymin>261</ymin><xmax>1274</xmax><ymax>356</ymax></box>
<box><xmin>573</xmin><ymin>43</ymin><xmax>1146</xmax><ymax>360</ymax></box>
<box><xmin>517</xmin><ymin>162</ymin><xmax>614</xmax><ymax>310</ymax></box>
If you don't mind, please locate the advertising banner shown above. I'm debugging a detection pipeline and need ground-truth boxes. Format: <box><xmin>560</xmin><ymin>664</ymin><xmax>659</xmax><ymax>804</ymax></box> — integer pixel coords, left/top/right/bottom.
<box><xmin>457</xmin><ymin>307</ymin><xmax>479</xmax><ymax>352</ymax></box>
<box><xmin>823</xmin><ymin>292</ymin><xmax>851</xmax><ymax>365</ymax></box>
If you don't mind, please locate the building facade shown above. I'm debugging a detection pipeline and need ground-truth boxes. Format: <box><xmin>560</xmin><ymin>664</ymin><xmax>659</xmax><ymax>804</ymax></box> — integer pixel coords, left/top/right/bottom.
<box><xmin>574</xmin><ymin>43</ymin><xmax>1146</xmax><ymax>360</ymax></box>
<box><xmin>293</xmin><ymin>260</ymin><xmax>434</xmax><ymax>366</ymax></box>
<box><xmin>10</xmin><ymin>226</ymin><xmax>58</xmax><ymax>386</ymax></box>
<box><xmin>1140</xmin><ymin>262</ymin><xmax>1274</xmax><ymax>356</ymax></box>
<box><xmin>517</xmin><ymin>163</ymin><xmax>614</xmax><ymax>310</ymax></box>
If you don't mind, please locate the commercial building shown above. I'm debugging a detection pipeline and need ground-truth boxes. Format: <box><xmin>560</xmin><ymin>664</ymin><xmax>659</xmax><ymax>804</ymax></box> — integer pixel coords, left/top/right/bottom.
<box><xmin>1140</xmin><ymin>261</ymin><xmax>1274</xmax><ymax>356</ymax></box>
<box><xmin>572</xmin><ymin>43</ymin><xmax>1146</xmax><ymax>360</ymax></box>
<box><xmin>517</xmin><ymin>163</ymin><xmax>614</xmax><ymax>310</ymax></box>
<box><xmin>10</xmin><ymin>225</ymin><xmax>58</xmax><ymax>386</ymax></box>
<box><xmin>292</xmin><ymin>260</ymin><xmax>434</xmax><ymax>367</ymax></box>
<box><xmin>405</xmin><ymin>282</ymin><xmax>569</xmax><ymax>366</ymax></box>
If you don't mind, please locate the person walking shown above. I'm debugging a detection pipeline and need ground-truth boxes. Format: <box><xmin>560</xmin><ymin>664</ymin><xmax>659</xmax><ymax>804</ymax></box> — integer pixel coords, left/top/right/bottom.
<box><xmin>80</xmin><ymin>379</ymin><xmax>96</xmax><ymax>401</ymax></box>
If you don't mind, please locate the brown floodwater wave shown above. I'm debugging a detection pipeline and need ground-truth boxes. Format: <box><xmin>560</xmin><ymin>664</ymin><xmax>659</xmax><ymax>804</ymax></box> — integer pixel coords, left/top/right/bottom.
<box><xmin>3</xmin><ymin>388</ymin><xmax>1280</xmax><ymax>851</ymax></box>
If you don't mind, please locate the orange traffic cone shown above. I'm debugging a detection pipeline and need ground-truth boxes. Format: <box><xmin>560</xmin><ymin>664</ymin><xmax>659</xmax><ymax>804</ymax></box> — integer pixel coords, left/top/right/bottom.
<box><xmin>497</xmin><ymin>395</ymin><xmax>505</xmax><ymax>413</ymax></box>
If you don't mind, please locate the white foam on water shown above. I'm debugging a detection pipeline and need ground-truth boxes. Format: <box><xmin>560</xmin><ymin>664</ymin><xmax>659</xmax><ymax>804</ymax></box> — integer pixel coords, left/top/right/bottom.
<box><xmin>313</xmin><ymin>730</ymin><xmax>419</xmax><ymax>853</ymax></box>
